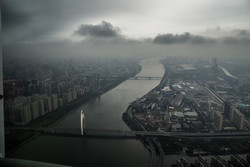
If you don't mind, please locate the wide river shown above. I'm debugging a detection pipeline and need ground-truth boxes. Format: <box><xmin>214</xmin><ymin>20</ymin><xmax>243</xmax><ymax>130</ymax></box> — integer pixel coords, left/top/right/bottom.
<box><xmin>9</xmin><ymin>58</ymin><xmax>165</xmax><ymax>167</ymax></box>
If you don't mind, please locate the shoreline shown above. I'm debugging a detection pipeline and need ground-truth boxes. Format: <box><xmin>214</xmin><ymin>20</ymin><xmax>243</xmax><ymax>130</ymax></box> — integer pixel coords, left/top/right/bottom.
<box><xmin>122</xmin><ymin>62</ymin><xmax>250</xmax><ymax>163</ymax></box>
<box><xmin>122</xmin><ymin>61</ymin><xmax>167</xmax><ymax>167</ymax></box>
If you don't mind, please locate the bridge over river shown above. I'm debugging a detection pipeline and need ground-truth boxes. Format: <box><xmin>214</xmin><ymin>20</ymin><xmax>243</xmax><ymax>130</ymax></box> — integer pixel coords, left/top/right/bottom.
<box><xmin>6</xmin><ymin>110</ymin><xmax>250</xmax><ymax>167</ymax></box>
<box><xmin>6</xmin><ymin>127</ymin><xmax>250</xmax><ymax>139</ymax></box>
<box><xmin>129</xmin><ymin>76</ymin><xmax>162</xmax><ymax>80</ymax></box>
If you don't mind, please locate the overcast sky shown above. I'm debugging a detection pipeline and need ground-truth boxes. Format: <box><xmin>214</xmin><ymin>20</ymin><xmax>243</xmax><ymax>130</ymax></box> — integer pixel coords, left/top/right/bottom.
<box><xmin>2</xmin><ymin>0</ymin><xmax>250</xmax><ymax>59</ymax></box>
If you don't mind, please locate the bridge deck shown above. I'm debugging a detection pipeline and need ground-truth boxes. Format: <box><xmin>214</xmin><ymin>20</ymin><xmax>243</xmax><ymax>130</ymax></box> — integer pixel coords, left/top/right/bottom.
<box><xmin>5</xmin><ymin>127</ymin><xmax>250</xmax><ymax>139</ymax></box>
<box><xmin>129</xmin><ymin>76</ymin><xmax>162</xmax><ymax>80</ymax></box>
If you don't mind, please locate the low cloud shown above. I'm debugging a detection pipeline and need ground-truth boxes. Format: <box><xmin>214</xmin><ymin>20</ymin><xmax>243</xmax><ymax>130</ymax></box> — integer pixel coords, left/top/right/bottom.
<box><xmin>74</xmin><ymin>21</ymin><xmax>121</xmax><ymax>38</ymax></box>
<box><xmin>222</xmin><ymin>36</ymin><xmax>250</xmax><ymax>44</ymax></box>
<box><xmin>153</xmin><ymin>32</ymin><xmax>216</xmax><ymax>44</ymax></box>
<box><xmin>221</xmin><ymin>29</ymin><xmax>250</xmax><ymax>44</ymax></box>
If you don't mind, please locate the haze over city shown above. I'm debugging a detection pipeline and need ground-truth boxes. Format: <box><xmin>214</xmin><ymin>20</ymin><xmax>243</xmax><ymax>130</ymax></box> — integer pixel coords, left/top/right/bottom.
<box><xmin>2</xmin><ymin>0</ymin><xmax>250</xmax><ymax>59</ymax></box>
<box><xmin>1</xmin><ymin>1</ymin><xmax>250</xmax><ymax>167</ymax></box>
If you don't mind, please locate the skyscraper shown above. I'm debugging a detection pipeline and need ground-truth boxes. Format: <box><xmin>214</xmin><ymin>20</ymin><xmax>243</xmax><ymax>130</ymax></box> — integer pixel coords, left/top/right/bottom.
<box><xmin>51</xmin><ymin>94</ymin><xmax>58</xmax><ymax>111</ymax></box>
<box><xmin>224</xmin><ymin>101</ymin><xmax>231</xmax><ymax>120</ymax></box>
<box><xmin>214</xmin><ymin>111</ymin><xmax>223</xmax><ymax>131</ymax></box>
<box><xmin>232</xmin><ymin>107</ymin><xmax>244</xmax><ymax>130</ymax></box>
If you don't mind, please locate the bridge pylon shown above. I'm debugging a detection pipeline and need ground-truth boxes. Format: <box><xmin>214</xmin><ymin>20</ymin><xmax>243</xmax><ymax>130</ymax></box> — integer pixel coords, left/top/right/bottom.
<box><xmin>81</xmin><ymin>110</ymin><xmax>85</xmax><ymax>135</ymax></box>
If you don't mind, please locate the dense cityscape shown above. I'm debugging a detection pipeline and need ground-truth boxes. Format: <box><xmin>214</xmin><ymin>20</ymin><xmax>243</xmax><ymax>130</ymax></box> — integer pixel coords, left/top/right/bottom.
<box><xmin>123</xmin><ymin>56</ymin><xmax>250</xmax><ymax>166</ymax></box>
<box><xmin>3</xmin><ymin>55</ymin><xmax>250</xmax><ymax>166</ymax></box>
<box><xmin>2</xmin><ymin>0</ymin><xmax>250</xmax><ymax>167</ymax></box>
<box><xmin>3</xmin><ymin>57</ymin><xmax>141</xmax><ymax>152</ymax></box>
<box><xmin>4</xmin><ymin>58</ymin><xmax>140</xmax><ymax>126</ymax></box>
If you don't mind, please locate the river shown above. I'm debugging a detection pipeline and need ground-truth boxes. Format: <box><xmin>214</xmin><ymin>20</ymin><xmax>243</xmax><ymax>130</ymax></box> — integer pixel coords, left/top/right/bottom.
<box><xmin>8</xmin><ymin>58</ymin><xmax>165</xmax><ymax>167</ymax></box>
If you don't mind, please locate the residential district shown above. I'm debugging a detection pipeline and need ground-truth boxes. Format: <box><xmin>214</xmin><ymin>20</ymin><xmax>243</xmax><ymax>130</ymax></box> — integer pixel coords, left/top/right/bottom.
<box><xmin>4</xmin><ymin>58</ymin><xmax>141</xmax><ymax>126</ymax></box>
<box><xmin>3</xmin><ymin>57</ymin><xmax>141</xmax><ymax>152</ymax></box>
<box><xmin>123</xmin><ymin>56</ymin><xmax>250</xmax><ymax>167</ymax></box>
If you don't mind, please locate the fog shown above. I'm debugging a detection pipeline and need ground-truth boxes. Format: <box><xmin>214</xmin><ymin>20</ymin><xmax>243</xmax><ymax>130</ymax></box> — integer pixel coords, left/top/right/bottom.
<box><xmin>2</xmin><ymin>0</ymin><xmax>250</xmax><ymax>61</ymax></box>
<box><xmin>3</xmin><ymin>35</ymin><xmax>250</xmax><ymax>62</ymax></box>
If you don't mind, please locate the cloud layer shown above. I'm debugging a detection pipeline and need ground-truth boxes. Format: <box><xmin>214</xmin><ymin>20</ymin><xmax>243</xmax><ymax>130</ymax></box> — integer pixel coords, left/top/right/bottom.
<box><xmin>153</xmin><ymin>33</ymin><xmax>216</xmax><ymax>44</ymax></box>
<box><xmin>2</xmin><ymin>0</ymin><xmax>250</xmax><ymax>60</ymax></box>
<box><xmin>74</xmin><ymin>21</ymin><xmax>121</xmax><ymax>38</ymax></box>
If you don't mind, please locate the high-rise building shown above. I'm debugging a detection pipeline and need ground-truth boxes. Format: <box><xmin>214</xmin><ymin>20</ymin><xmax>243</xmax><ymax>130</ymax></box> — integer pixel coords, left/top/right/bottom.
<box><xmin>58</xmin><ymin>98</ymin><xmax>63</xmax><ymax>108</ymax></box>
<box><xmin>232</xmin><ymin>107</ymin><xmax>244</xmax><ymax>130</ymax></box>
<box><xmin>224</xmin><ymin>102</ymin><xmax>231</xmax><ymax>119</ymax></box>
<box><xmin>214</xmin><ymin>111</ymin><xmax>223</xmax><ymax>131</ymax></box>
<box><xmin>30</xmin><ymin>101</ymin><xmax>39</xmax><ymax>119</ymax></box>
<box><xmin>229</xmin><ymin>106</ymin><xmax>234</xmax><ymax>121</ymax></box>
<box><xmin>212</xmin><ymin>58</ymin><xmax>218</xmax><ymax>68</ymax></box>
<box><xmin>72</xmin><ymin>88</ymin><xmax>77</xmax><ymax>100</ymax></box>
<box><xmin>47</xmin><ymin>96</ymin><xmax>52</xmax><ymax>112</ymax></box>
<box><xmin>51</xmin><ymin>94</ymin><xmax>58</xmax><ymax>111</ymax></box>
<box><xmin>44</xmin><ymin>95</ymin><xmax>52</xmax><ymax>112</ymax></box>
<box><xmin>41</xmin><ymin>84</ymin><xmax>52</xmax><ymax>95</ymax></box>
<box><xmin>165</xmin><ymin>110</ymin><xmax>171</xmax><ymax>124</ymax></box>
<box><xmin>62</xmin><ymin>91</ymin><xmax>72</xmax><ymax>103</ymax></box>
<box><xmin>38</xmin><ymin>99</ymin><xmax>45</xmax><ymax>116</ymax></box>
<box><xmin>57</xmin><ymin>82</ymin><xmax>64</xmax><ymax>97</ymax></box>
<box><xmin>21</xmin><ymin>105</ymin><xmax>32</xmax><ymax>124</ymax></box>
<box><xmin>31</xmin><ymin>94</ymin><xmax>39</xmax><ymax>102</ymax></box>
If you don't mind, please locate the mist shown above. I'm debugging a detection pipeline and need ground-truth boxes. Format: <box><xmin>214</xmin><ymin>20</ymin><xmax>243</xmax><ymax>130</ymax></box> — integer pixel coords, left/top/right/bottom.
<box><xmin>3</xmin><ymin>35</ymin><xmax>250</xmax><ymax>63</ymax></box>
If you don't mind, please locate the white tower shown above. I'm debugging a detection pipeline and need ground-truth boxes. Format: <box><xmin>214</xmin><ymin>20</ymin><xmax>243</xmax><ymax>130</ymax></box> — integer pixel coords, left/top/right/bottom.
<box><xmin>81</xmin><ymin>110</ymin><xmax>85</xmax><ymax>135</ymax></box>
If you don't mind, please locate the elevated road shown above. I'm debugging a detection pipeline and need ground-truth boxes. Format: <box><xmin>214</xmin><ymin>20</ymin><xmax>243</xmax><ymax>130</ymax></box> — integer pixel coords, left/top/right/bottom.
<box><xmin>6</xmin><ymin>127</ymin><xmax>250</xmax><ymax>139</ymax></box>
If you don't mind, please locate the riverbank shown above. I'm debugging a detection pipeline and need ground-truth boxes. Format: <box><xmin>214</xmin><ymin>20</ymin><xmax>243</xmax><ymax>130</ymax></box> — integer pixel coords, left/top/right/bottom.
<box><xmin>5</xmin><ymin>65</ymin><xmax>142</xmax><ymax>155</ymax></box>
<box><xmin>122</xmin><ymin>61</ymin><xmax>168</xmax><ymax>167</ymax></box>
<box><xmin>122</xmin><ymin>61</ymin><xmax>250</xmax><ymax>166</ymax></box>
<box><xmin>122</xmin><ymin>60</ymin><xmax>168</xmax><ymax>131</ymax></box>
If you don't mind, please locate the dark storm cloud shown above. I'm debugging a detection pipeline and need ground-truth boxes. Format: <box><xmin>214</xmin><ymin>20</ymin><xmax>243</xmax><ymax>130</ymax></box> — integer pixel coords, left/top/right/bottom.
<box><xmin>153</xmin><ymin>33</ymin><xmax>216</xmax><ymax>44</ymax></box>
<box><xmin>1</xmin><ymin>0</ymin><xmax>145</xmax><ymax>44</ymax></box>
<box><xmin>237</xmin><ymin>29</ymin><xmax>250</xmax><ymax>36</ymax></box>
<box><xmin>222</xmin><ymin>36</ymin><xmax>250</xmax><ymax>44</ymax></box>
<box><xmin>1</xmin><ymin>2</ymin><xmax>31</xmax><ymax>29</ymax></box>
<box><xmin>1</xmin><ymin>0</ymin><xmax>126</xmax><ymax>43</ymax></box>
<box><xmin>1</xmin><ymin>0</ymin><xmax>69</xmax><ymax>43</ymax></box>
<box><xmin>74</xmin><ymin>21</ymin><xmax>121</xmax><ymax>38</ymax></box>
<box><xmin>221</xmin><ymin>29</ymin><xmax>250</xmax><ymax>44</ymax></box>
